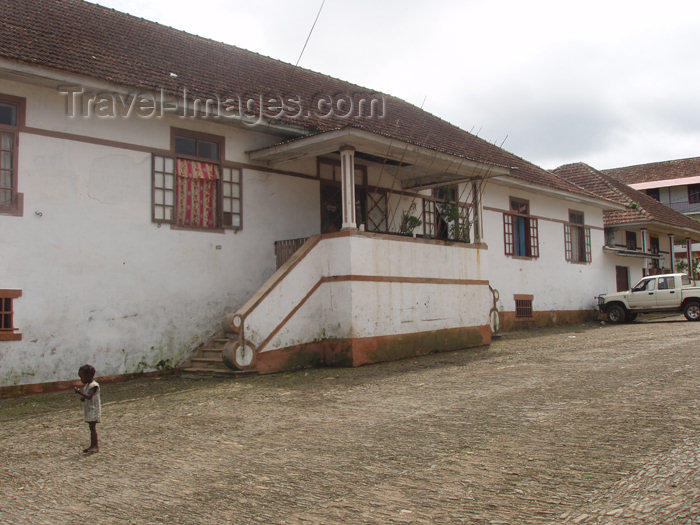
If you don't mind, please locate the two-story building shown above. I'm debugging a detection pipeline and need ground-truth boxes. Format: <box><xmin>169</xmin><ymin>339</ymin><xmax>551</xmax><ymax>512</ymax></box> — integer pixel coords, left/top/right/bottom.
<box><xmin>603</xmin><ymin>157</ymin><xmax>700</xmax><ymax>276</ymax></box>
<box><xmin>554</xmin><ymin>163</ymin><xmax>700</xmax><ymax>290</ymax></box>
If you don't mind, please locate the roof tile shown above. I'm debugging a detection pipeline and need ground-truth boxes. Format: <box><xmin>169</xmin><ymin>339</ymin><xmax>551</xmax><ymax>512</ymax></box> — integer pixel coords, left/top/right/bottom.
<box><xmin>1</xmin><ymin>0</ymin><xmax>599</xmax><ymax>200</ymax></box>
<box><xmin>554</xmin><ymin>162</ymin><xmax>700</xmax><ymax>233</ymax></box>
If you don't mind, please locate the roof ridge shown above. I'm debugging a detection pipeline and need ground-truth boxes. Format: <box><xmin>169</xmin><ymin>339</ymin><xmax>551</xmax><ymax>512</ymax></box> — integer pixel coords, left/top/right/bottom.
<box><xmin>603</xmin><ymin>155</ymin><xmax>700</xmax><ymax>173</ymax></box>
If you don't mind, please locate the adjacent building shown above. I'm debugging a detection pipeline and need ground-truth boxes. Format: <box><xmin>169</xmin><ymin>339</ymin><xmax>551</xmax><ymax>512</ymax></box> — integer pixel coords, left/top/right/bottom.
<box><xmin>603</xmin><ymin>157</ymin><xmax>700</xmax><ymax>276</ymax></box>
<box><xmin>554</xmin><ymin>163</ymin><xmax>700</xmax><ymax>291</ymax></box>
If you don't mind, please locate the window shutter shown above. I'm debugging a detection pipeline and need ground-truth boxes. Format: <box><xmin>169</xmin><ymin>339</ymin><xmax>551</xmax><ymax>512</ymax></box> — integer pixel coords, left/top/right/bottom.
<box><xmin>529</xmin><ymin>217</ymin><xmax>539</xmax><ymax>257</ymax></box>
<box><xmin>423</xmin><ymin>200</ymin><xmax>436</xmax><ymax>238</ymax></box>
<box><xmin>584</xmin><ymin>227</ymin><xmax>592</xmax><ymax>262</ymax></box>
<box><xmin>564</xmin><ymin>224</ymin><xmax>572</xmax><ymax>261</ymax></box>
<box><xmin>152</xmin><ymin>154</ymin><xmax>176</xmax><ymax>224</ymax></box>
<box><xmin>503</xmin><ymin>213</ymin><xmax>514</xmax><ymax>255</ymax></box>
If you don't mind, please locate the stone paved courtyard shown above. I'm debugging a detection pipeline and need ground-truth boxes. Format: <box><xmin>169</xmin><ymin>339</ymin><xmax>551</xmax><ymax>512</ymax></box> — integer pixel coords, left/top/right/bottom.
<box><xmin>1</xmin><ymin>317</ymin><xmax>699</xmax><ymax>524</ymax></box>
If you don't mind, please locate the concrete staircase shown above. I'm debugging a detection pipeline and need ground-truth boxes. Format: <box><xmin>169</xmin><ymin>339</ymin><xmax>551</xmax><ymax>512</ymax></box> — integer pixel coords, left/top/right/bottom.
<box><xmin>180</xmin><ymin>335</ymin><xmax>253</xmax><ymax>376</ymax></box>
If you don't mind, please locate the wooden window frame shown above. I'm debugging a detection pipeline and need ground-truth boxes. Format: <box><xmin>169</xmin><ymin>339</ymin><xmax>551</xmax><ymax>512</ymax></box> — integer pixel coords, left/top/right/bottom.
<box><xmin>688</xmin><ymin>184</ymin><xmax>700</xmax><ymax>204</ymax></box>
<box><xmin>504</xmin><ymin>198</ymin><xmax>539</xmax><ymax>258</ymax></box>
<box><xmin>564</xmin><ymin>210</ymin><xmax>591</xmax><ymax>263</ymax></box>
<box><xmin>650</xmin><ymin>236</ymin><xmax>660</xmax><ymax>254</ymax></box>
<box><xmin>152</xmin><ymin>128</ymin><xmax>241</xmax><ymax>231</ymax></box>
<box><xmin>0</xmin><ymin>93</ymin><xmax>25</xmax><ymax>216</ymax></box>
<box><xmin>0</xmin><ymin>289</ymin><xmax>22</xmax><ymax>341</ymax></box>
<box><xmin>626</xmin><ymin>231</ymin><xmax>637</xmax><ymax>251</ymax></box>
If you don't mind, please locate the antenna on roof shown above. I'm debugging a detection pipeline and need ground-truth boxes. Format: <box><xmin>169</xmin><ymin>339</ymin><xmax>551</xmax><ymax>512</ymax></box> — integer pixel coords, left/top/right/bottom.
<box><xmin>296</xmin><ymin>0</ymin><xmax>326</xmax><ymax>67</ymax></box>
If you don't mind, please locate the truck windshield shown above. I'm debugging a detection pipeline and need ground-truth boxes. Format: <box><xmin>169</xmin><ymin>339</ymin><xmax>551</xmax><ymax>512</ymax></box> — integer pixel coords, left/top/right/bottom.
<box><xmin>632</xmin><ymin>278</ymin><xmax>655</xmax><ymax>292</ymax></box>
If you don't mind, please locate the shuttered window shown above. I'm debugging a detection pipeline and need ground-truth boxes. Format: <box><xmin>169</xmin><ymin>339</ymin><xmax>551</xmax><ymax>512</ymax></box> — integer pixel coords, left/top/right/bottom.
<box><xmin>503</xmin><ymin>198</ymin><xmax>539</xmax><ymax>258</ymax></box>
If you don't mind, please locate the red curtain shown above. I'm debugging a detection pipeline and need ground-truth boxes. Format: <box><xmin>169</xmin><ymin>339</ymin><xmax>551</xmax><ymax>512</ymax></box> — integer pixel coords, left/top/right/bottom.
<box><xmin>176</xmin><ymin>159</ymin><xmax>219</xmax><ymax>228</ymax></box>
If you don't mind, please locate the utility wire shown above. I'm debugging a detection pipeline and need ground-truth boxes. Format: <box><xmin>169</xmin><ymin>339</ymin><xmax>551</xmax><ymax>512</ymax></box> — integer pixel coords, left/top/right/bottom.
<box><xmin>296</xmin><ymin>0</ymin><xmax>325</xmax><ymax>66</ymax></box>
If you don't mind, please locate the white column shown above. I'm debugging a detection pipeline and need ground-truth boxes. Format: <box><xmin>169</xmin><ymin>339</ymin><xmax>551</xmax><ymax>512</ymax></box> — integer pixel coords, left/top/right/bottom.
<box><xmin>340</xmin><ymin>146</ymin><xmax>357</xmax><ymax>230</ymax></box>
<box><xmin>472</xmin><ymin>181</ymin><xmax>482</xmax><ymax>243</ymax></box>
<box><xmin>687</xmin><ymin>238</ymin><xmax>693</xmax><ymax>277</ymax></box>
<box><xmin>668</xmin><ymin>234</ymin><xmax>675</xmax><ymax>273</ymax></box>
<box><xmin>641</xmin><ymin>228</ymin><xmax>649</xmax><ymax>276</ymax></box>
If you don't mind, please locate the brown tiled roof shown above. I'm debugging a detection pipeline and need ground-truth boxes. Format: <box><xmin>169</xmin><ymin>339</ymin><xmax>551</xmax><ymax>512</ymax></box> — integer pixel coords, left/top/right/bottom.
<box><xmin>603</xmin><ymin>156</ymin><xmax>700</xmax><ymax>184</ymax></box>
<box><xmin>554</xmin><ymin>163</ymin><xmax>700</xmax><ymax>233</ymax></box>
<box><xmin>0</xmin><ymin>0</ymin><xmax>602</xmax><ymax>200</ymax></box>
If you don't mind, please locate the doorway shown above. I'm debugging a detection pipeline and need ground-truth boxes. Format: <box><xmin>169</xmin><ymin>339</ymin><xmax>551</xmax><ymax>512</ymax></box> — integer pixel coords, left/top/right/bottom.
<box><xmin>320</xmin><ymin>181</ymin><xmax>367</xmax><ymax>233</ymax></box>
<box><xmin>615</xmin><ymin>266</ymin><xmax>629</xmax><ymax>292</ymax></box>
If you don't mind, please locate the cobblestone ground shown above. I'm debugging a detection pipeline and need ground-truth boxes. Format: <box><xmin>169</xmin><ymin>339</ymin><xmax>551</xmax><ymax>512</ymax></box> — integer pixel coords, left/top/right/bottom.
<box><xmin>1</xmin><ymin>317</ymin><xmax>699</xmax><ymax>524</ymax></box>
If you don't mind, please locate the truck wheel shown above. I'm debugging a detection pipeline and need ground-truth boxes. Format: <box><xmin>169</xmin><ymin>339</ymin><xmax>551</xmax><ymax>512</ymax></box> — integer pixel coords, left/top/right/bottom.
<box><xmin>607</xmin><ymin>304</ymin><xmax>626</xmax><ymax>324</ymax></box>
<box><xmin>624</xmin><ymin>311</ymin><xmax>638</xmax><ymax>323</ymax></box>
<box><xmin>683</xmin><ymin>301</ymin><xmax>700</xmax><ymax>321</ymax></box>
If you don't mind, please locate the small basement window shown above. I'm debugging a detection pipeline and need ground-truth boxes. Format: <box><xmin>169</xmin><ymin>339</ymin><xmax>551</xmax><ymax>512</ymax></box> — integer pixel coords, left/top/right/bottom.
<box><xmin>514</xmin><ymin>295</ymin><xmax>533</xmax><ymax>318</ymax></box>
<box><xmin>0</xmin><ymin>289</ymin><xmax>22</xmax><ymax>341</ymax></box>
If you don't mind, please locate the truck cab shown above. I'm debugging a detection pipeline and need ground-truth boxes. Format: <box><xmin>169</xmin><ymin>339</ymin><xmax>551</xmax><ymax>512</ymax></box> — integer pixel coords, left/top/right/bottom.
<box><xmin>598</xmin><ymin>273</ymin><xmax>700</xmax><ymax>323</ymax></box>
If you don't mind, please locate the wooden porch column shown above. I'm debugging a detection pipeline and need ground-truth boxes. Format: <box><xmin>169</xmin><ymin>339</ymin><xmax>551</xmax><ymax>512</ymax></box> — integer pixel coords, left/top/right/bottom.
<box><xmin>340</xmin><ymin>146</ymin><xmax>357</xmax><ymax>230</ymax></box>
<box><xmin>668</xmin><ymin>234</ymin><xmax>675</xmax><ymax>273</ymax></box>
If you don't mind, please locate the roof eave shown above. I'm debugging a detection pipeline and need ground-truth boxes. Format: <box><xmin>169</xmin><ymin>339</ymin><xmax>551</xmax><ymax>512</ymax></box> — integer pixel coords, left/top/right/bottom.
<box><xmin>248</xmin><ymin>127</ymin><xmax>512</xmax><ymax>185</ymax></box>
<box><xmin>490</xmin><ymin>175</ymin><xmax>626</xmax><ymax>210</ymax></box>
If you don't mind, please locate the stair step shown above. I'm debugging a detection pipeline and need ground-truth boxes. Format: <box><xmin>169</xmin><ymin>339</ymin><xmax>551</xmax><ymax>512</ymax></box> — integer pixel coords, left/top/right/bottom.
<box><xmin>190</xmin><ymin>356</ymin><xmax>222</xmax><ymax>363</ymax></box>
<box><xmin>199</xmin><ymin>348</ymin><xmax>225</xmax><ymax>355</ymax></box>
<box><xmin>181</xmin><ymin>367</ymin><xmax>254</xmax><ymax>376</ymax></box>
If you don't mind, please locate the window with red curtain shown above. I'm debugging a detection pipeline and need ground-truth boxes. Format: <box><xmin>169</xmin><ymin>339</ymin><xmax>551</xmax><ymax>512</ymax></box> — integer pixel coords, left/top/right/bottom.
<box><xmin>176</xmin><ymin>159</ymin><xmax>219</xmax><ymax>229</ymax></box>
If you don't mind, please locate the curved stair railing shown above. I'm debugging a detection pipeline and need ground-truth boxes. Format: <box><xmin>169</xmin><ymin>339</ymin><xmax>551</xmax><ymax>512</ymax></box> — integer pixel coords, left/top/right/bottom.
<box><xmin>221</xmin><ymin>234</ymin><xmax>323</xmax><ymax>371</ymax></box>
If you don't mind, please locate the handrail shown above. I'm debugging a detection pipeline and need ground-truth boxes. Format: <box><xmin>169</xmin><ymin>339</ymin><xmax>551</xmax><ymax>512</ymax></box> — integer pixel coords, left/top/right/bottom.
<box><xmin>222</xmin><ymin>230</ymin><xmax>489</xmax><ymax>370</ymax></box>
<box><xmin>223</xmin><ymin>235</ymin><xmax>321</xmax><ymax>335</ymax></box>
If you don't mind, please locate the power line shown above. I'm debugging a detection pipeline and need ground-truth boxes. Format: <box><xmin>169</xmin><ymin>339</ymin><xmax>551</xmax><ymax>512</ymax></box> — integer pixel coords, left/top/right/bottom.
<box><xmin>296</xmin><ymin>0</ymin><xmax>325</xmax><ymax>67</ymax></box>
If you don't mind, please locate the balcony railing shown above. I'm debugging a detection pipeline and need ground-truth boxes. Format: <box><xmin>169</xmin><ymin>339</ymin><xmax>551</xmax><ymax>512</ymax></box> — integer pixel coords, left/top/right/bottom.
<box><xmin>667</xmin><ymin>200</ymin><xmax>700</xmax><ymax>215</ymax></box>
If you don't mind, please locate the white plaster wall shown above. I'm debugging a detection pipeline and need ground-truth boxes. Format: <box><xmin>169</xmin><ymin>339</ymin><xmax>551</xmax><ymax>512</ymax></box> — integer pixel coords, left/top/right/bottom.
<box><xmin>482</xmin><ymin>181</ymin><xmax>617</xmax><ymax>313</ymax></box>
<box><xmin>0</xmin><ymin>80</ymin><xmax>320</xmax><ymax>386</ymax></box>
<box><xmin>258</xmin><ymin>234</ymin><xmax>491</xmax><ymax>351</ymax></box>
<box><xmin>669</xmin><ymin>185</ymin><xmax>689</xmax><ymax>207</ymax></box>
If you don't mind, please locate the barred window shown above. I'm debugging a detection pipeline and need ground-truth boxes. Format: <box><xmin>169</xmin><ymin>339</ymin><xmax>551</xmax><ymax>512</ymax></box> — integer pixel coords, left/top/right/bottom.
<box><xmin>515</xmin><ymin>297</ymin><xmax>533</xmax><ymax>318</ymax></box>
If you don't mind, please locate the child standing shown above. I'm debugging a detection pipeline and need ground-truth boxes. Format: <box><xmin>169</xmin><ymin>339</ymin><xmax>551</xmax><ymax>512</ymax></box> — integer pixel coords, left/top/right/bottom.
<box><xmin>73</xmin><ymin>364</ymin><xmax>101</xmax><ymax>453</ymax></box>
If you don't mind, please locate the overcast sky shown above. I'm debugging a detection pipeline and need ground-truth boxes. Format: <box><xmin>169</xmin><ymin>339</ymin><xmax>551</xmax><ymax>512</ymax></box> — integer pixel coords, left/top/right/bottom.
<box><xmin>95</xmin><ymin>0</ymin><xmax>700</xmax><ymax>171</ymax></box>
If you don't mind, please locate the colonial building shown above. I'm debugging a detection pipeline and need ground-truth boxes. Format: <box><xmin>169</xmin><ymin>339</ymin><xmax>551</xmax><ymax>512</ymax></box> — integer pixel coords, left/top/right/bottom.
<box><xmin>2</xmin><ymin>0</ymin><xmax>628</xmax><ymax>393</ymax></box>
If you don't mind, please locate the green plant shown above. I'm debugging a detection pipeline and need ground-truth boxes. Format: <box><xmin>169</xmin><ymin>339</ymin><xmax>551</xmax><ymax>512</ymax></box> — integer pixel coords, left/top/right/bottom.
<box><xmin>676</xmin><ymin>259</ymin><xmax>688</xmax><ymax>273</ymax></box>
<box><xmin>399</xmin><ymin>202</ymin><xmax>422</xmax><ymax>236</ymax></box>
<box><xmin>442</xmin><ymin>201</ymin><xmax>471</xmax><ymax>243</ymax></box>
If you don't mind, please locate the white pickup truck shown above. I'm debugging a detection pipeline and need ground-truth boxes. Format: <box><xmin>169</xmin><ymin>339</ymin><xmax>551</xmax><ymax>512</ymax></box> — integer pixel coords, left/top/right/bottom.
<box><xmin>597</xmin><ymin>273</ymin><xmax>700</xmax><ymax>323</ymax></box>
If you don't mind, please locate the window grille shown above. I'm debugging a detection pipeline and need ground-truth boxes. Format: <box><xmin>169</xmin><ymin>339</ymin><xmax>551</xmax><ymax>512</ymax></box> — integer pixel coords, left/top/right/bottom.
<box><xmin>515</xmin><ymin>299</ymin><xmax>533</xmax><ymax>318</ymax></box>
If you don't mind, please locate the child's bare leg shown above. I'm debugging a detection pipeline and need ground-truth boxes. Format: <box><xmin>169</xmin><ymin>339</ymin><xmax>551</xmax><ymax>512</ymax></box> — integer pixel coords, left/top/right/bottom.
<box><xmin>84</xmin><ymin>422</ymin><xmax>99</xmax><ymax>453</ymax></box>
